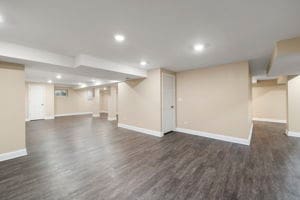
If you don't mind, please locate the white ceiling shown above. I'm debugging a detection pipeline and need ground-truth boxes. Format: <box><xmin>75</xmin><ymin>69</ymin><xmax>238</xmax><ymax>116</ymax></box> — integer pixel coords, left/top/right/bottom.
<box><xmin>1</xmin><ymin>0</ymin><xmax>300</xmax><ymax>77</ymax></box>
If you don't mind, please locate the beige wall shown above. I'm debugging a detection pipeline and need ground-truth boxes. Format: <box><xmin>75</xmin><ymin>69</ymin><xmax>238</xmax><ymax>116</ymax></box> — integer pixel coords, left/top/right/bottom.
<box><xmin>252</xmin><ymin>80</ymin><xmax>287</xmax><ymax>121</ymax></box>
<box><xmin>100</xmin><ymin>90</ymin><xmax>109</xmax><ymax>112</ymax></box>
<box><xmin>0</xmin><ymin>62</ymin><xmax>26</xmax><ymax>154</ymax></box>
<box><xmin>118</xmin><ymin>69</ymin><xmax>161</xmax><ymax>132</ymax></box>
<box><xmin>287</xmin><ymin>76</ymin><xmax>300</xmax><ymax>132</ymax></box>
<box><xmin>108</xmin><ymin>85</ymin><xmax>118</xmax><ymax>119</ymax></box>
<box><xmin>55</xmin><ymin>88</ymin><xmax>95</xmax><ymax>115</ymax></box>
<box><xmin>176</xmin><ymin>61</ymin><xmax>251</xmax><ymax>139</ymax></box>
<box><xmin>25</xmin><ymin>82</ymin><xmax>55</xmax><ymax>119</ymax></box>
<box><xmin>91</xmin><ymin>88</ymin><xmax>100</xmax><ymax>117</ymax></box>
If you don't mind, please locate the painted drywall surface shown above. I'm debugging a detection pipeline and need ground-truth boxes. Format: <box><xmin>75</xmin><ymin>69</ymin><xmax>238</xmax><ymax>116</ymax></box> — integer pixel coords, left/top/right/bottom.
<box><xmin>0</xmin><ymin>62</ymin><xmax>25</xmax><ymax>154</ymax></box>
<box><xmin>252</xmin><ymin>81</ymin><xmax>287</xmax><ymax>121</ymax></box>
<box><xmin>100</xmin><ymin>90</ymin><xmax>109</xmax><ymax>112</ymax></box>
<box><xmin>91</xmin><ymin>88</ymin><xmax>100</xmax><ymax>116</ymax></box>
<box><xmin>176</xmin><ymin>61</ymin><xmax>251</xmax><ymax>139</ymax></box>
<box><xmin>54</xmin><ymin>88</ymin><xmax>95</xmax><ymax>115</ymax></box>
<box><xmin>25</xmin><ymin>82</ymin><xmax>55</xmax><ymax>119</ymax></box>
<box><xmin>276</xmin><ymin>37</ymin><xmax>300</xmax><ymax>57</ymax></box>
<box><xmin>108</xmin><ymin>86</ymin><xmax>118</xmax><ymax>119</ymax></box>
<box><xmin>118</xmin><ymin>69</ymin><xmax>161</xmax><ymax>132</ymax></box>
<box><xmin>287</xmin><ymin>76</ymin><xmax>300</xmax><ymax>132</ymax></box>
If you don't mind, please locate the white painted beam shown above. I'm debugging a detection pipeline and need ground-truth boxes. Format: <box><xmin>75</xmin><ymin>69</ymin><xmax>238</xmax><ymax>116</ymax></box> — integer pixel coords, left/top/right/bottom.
<box><xmin>0</xmin><ymin>41</ymin><xmax>74</xmax><ymax>67</ymax></box>
<box><xmin>75</xmin><ymin>54</ymin><xmax>147</xmax><ymax>78</ymax></box>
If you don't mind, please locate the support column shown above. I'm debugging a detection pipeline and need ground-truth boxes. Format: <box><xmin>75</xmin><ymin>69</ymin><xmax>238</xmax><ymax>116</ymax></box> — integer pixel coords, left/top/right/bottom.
<box><xmin>0</xmin><ymin>61</ymin><xmax>27</xmax><ymax>161</ymax></box>
<box><xmin>92</xmin><ymin>88</ymin><xmax>100</xmax><ymax>117</ymax></box>
<box><xmin>286</xmin><ymin>76</ymin><xmax>300</xmax><ymax>137</ymax></box>
<box><xmin>108</xmin><ymin>85</ymin><xmax>117</xmax><ymax>121</ymax></box>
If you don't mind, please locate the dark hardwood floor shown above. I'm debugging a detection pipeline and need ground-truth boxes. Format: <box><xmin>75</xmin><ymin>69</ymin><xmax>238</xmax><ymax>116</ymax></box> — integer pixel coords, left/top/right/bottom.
<box><xmin>0</xmin><ymin>115</ymin><xmax>300</xmax><ymax>200</ymax></box>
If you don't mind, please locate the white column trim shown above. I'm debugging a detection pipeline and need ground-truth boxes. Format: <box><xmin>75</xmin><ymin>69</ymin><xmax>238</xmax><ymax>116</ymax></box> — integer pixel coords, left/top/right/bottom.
<box><xmin>0</xmin><ymin>149</ymin><xmax>27</xmax><ymax>162</ymax></box>
<box><xmin>108</xmin><ymin>117</ymin><xmax>117</xmax><ymax>121</ymax></box>
<box><xmin>55</xmin><ymin>112</ymin><xmax>92</xmax><ymax>117</ymax></box>
<box><xmin>253</xmin><ymin>118</ymin><xmax>286</xmax><ymax>123</ymax></box>
<box><xmin>286</xmin><ymin>130</ymin><xmax>300</xmax><ymax>137</ymax></box>
<box><xmin>45</xmin><ymin>116</ymin><xmax>55</xmax><ymax>120</ymax></box>
<box><xmin>175</xmin><ymin>123</ymin><xmax>253</xmax><ymax>146</ymax></box>
<box><xmin>118</xmin><ymin>123</ymin><xmax>163</xmax><ymax>137</ymax></box>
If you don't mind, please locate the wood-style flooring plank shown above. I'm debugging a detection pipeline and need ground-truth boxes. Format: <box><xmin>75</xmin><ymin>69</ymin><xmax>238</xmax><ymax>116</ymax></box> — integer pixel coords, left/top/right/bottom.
<box><xmin>0</xmin><ymin>115</ymin><xmax>299</xmax><ymax>200</ymax></box>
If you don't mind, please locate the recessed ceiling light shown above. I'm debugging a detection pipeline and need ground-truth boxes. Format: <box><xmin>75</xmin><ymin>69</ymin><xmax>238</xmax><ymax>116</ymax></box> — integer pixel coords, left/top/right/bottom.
<box><xmin>110</xmin><ymin>80</ymin><xmax>120</xmax><ymax>83</ymax></box>
<box><xmin>140</xmin><ymin>61</ymin><xmax>147</xmax><ymax>66</ymax></box>
<box><xmin>48</xmin><ymin>80</ymin><xmax>52</xmax><ymax>83</ymax></box>
<box><xmin>56</xmin><ymin>75</ymin><xmax>62</xmax><ymax>79</ymax></box>
<box><xmin>114</xmin><ymin>34</ymin><xmax>125</xmax><ymax>42</ymax></box>
<box><xmin>78</xmin><ymin>82</ymin><xmax>83</xmax><ymax>85</ymax></box>
<box><xmin>193</xmin><ymin>43</ymin><xmax>205</xmax><ymax>52</ymax></box>
<box><xmin>91</xmin><ymin>79</ymin><xmax>96</xmax><ymax>82</ymax></box>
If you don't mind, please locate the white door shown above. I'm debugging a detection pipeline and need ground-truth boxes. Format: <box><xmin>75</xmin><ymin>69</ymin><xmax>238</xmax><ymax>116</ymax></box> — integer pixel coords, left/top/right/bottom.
<box><xmin>29</xmin><ymin>85</ymin><xmax>45</xmax><ymax>120</ymax></box>
<box><xmin>162</xmin><ymin>73</ymin><xmax>176</xmax><ymax>133</ymax></box>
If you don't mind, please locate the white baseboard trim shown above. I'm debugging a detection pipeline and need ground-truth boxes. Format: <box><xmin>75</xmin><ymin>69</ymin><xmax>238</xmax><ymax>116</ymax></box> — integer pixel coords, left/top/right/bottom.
<box><xmin>248</xmin><ymin>123</ymin><xmax>254</xmax><ymax>145</ymax></box>
<box><xmin>286</xmin><ymin>130</ymin><xmax>300</xmax><ymax>138</ymax></box>
<box><xmin>55</xmin><ymin>112</ymin><xmax>92</xmax><ymax>117</ymax></box>
<box><xmin>92</xmin><ymin>114</ymin><xmax>100</xmax><ymax>117</ymax></box>
<box><xmin>45</xmin><ymin>116</ymin><xmax>55</xmax><ymax>120</ymax></box>
<box><xmin>108</xmin><ymin>117</ymin><xmax>117</xmax><ymax>121</ymax></box>
<box><xmin>118</xmin><ymin>123</ymin><xmax>163</xmax><ymax>137</ymax></box>
<box><xmin>253</xmin><ymin>118</ymin><xmax>286</xmax><ymax>124</ymax></box>
<box><xmin>0</xmin><ymin>149</ymin><xmax>27</xmax><ymax>162</ymax></box>
<box><xmin>175</xmin><ymin>125</ymin><xmax>253</xmax><ymax>146</ymax></box>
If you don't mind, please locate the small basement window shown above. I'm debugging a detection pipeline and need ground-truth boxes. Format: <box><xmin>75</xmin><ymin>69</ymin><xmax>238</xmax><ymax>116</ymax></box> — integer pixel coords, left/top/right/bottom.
<box><xmin>55</xmin><ymin>89</ymin><xmax>68</xmax><ymax>96</ymax></box>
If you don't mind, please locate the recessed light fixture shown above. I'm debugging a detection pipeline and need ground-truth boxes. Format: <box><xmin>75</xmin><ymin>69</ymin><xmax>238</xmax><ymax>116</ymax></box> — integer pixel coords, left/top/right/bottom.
<box><xmin>0</xmin><ymin>15</ymin><xmax>4</xmax><ymax>23</ymax></box>
<box><xmin>56</xmin><ymin>75</ymin><xmax>62</xmax><ymax>79</ymax></box>
<box><xmin>78</xmin><ymin>82</ymin><xmax>83</xmax><ymax>85</ymax></box>
<box><xmin>140</xmin><ymin>61</ymin><xmax>147</xmax><ymax>66</ymax></box>
<box><xmin>193</xmin><ymin>43</ymin><xmax>205</xmax><ymax>52</ymax></box>
<box><xmin>91</xmin><ymin>79</ymin><xmax>96</xmax><ymax>82</ymax></box>
<box><xmin>110</xmin><ymin>80</ymin><xmax>119</xmax><ymax>83</ymax></box>
<box><xmin>114</xmin><ymin>34</ymin><xmax>125</xmax><ymax>42</ymax></box>
<box><xmin>48</xmin><ymin>80</ymin><xmax>52</xmax><ymax>83</ymax></box>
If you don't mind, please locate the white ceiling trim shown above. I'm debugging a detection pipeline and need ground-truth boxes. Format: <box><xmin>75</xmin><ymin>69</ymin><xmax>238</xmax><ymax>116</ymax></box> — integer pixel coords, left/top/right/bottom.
<box><xmin>75</xmin><ymin>54</ymin><xmax>147</xmax><ymax>78</ymax></box>
<box><xmin>0</xmin><ymin>41</ymin><xmax>74</xmax><ymax>67</ymax></box>
<box><xmin>0</xmin><ymin>41</ymin><xmax>147</xmax><ymax>78</ymax></box>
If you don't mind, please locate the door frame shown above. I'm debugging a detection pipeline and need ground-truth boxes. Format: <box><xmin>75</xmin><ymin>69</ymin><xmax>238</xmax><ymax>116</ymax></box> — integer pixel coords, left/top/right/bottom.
<box><xmin>162</xmin><ymin>73</ymin><xmax>176</xmax><ymax>133</ymax></box>
<box><xmin>28</xmin><ymin>84</ymin><xmax>46</xmax><ymax>121</ymax></box>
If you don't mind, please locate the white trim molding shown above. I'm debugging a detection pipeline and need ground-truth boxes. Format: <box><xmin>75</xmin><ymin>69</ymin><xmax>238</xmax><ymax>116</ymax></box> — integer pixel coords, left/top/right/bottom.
<box><xmin>253</xmin><ymin>118</ymin><xmax>287</xmax><ymax>124</ymax></box>
<box><xmin>25</xmin><ymin>118</ymin><xmax>30</xmax><ymax>122</ymax></box>
<box><xmin>0</xmin><ymin>149</ymin><xmax>27</xmax><ymax>162</ymax></box>
<box><xmin>248</xmin><ymin>123</ymin><xmax>254</xmax><ymax>145</ymax></box>
<box><xmin>175</xmin><ymin>124</ymin><xmax>253</xmax><ymax>146</ymax></box>
<box><xmin>45</xmin><ymin>116</ymin><xmax>55</xmax><ymax>120</ymax></box>
<box><xmin>100</xmin><ymin>110</ymin><xmax>108</xmax><ymax>113</ymax></box>
<box><xmin>108</xmin><ymin>117</ymin><xmax>117</xmax><ymax>121</ymax></box>
<box><xmin>118</xmin><ymin>123</ymin><xmax>163</xmax><ymax>137</ymax></box>
<box><xmin>55</xmin><ymin>112</ymin><xmax>92</xmax><ymax>117</ymax></box>
<box><xmin>92</xmin><ymin>114</ymin><xmax>100</xmax><ymax>117</ymax></box>
<box><xmin>286</xmin><ymin>130</ymin><xmax>300</xmax><ymax>138</ymax></box>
